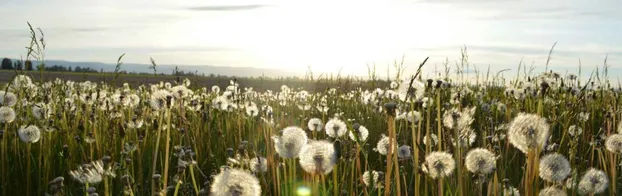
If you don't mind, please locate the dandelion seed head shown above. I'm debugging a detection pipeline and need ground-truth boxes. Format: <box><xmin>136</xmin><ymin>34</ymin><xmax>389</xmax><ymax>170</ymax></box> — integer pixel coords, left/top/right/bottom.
<box><xmin>539</xmin><ymin>186</ymin><xmax>566</xmax><ymax>196</ymax></box>
<box><xmin>362</xmin><ymin>171</ymin><xmax>383</xmax><ymax>188</ymax></box>
<box><xmin>605</xmin><ymin>134</ymin><xmax>622</xmax><ymax>154</ymax></box>
<box><xmin>539</xmin><ymin>153</ymin><xmax>571</xmax><ymax>182</ymax></box>
<box><xmin>249</xmin><ymin>157</ymin><xmax>268</xmax><ymax>173</ymax></box>
<box><xmin>568</xmin><ymin>125</ymin><xmax>583</xmax><ymax>137</ymax></box>
<box><xmin>69</xmin><ymin>160</ymin><xmax>115</xmax><ymax>184</ymax></box>
<box><xmin>348</xmin><ymin>124</ymin><xmax>369</xmax><ymax>142</ymax></box>
<box><xmin>298</xmin><ymin>140</ymin><xmax>337</xmax><ymax>175</ymax></box>
<box><xmin>465</xmin><ymin>148</ymin><xmax>497</xmax><ymax>175</ymax></box>
<box><xmin>325</xmin><ymin>118</ymin><xmax>347</xmax><ymax>138</ymax></box>
<box><xmin>507</xmin><ymin>113</ymin><xmax>550</xmax><ymax>154</ymax></box>
<box><xmin>577</xmin><ymin>168</ymin><xmax>608</xmax><ymax>195</ymax></box>
<box><xmin>210</xmin><ymin>168</ymin><xmax>261</xmax><ymax>196</ymax></box>
<box><xmin>0</xmin><ymin>106</ymin><xmax>16</xmax><ymax>123</ymax></box>
<box><xmin>503</xmin><ymin>186</ymin><xmax>520</xmax><ymax>196</ymax></box>
<box><xmin>374</xmin><ymin>134</ymin><xmax>396</xmax><ymax>155</ymax></box>
<box><xmin>423</xmin><ymin>134</ymin><xmax>439</xmax><ymax>146</ymax></box>
<box><xmin>307</xmin><ymin>118</ymin><xmax>323</xmax><ymax>132</ymax></box>
<box><xmin>424</xmin><ymin>151</ymin><xmax>456</xmax><ymax>179</ymax></box>
<box><xmin>32</xmin><ymin>102</ymin><xmax>52</xmax><ymax>120</ymax></box>
<box><xmin>397</xmin><ymin>145</ymin><xmax>412</xmax><ymax>159</ymax></box>
<box><xmin>273</xmin><ymin>126</ymin><xmax>308</xmax><ymax>158</ymax></box>
<box><xmin>0</xmin><ymin>91</ymin><xmax>17</xmax><ymax>107</ymax></box>
<box><xmin>18</xmin><ymin>125</ymin><xmax>40</xmax><ymax>143</ymax></box>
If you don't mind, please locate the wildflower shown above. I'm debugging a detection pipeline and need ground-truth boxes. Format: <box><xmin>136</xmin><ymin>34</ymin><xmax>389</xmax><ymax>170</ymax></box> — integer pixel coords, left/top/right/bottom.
<box><xmin>128</xmin><ymin>94</ymin><xmax>140</xmax><ymax>107</ymax></box>
<box><xmin>297</xmin><ymin>104</ymin><xmax>311</xmax><ymax>111</ymax></box>
<box><xmin>423</xmin><ymin>134</ymin><xmax>439</xmax><ymax>146</ymax></box>
<box><xmin>210</xmin><ymin>168</ymin><xmax>261</xmax><ymax>196</ymax></box>
<box><xmin>568</xmin><ymin>125</ymin><xmax>583</xmax><ymax>137</ymax></box>
<box><xmin>149</xmin><ymin>90</ymin><xmax>174</xmax><ymax>111</ymax></box>
<box><xmin>69</xmin><ymin>160</ymin><xmax>116</xmax><ymax>184</ymax></box>
<box><xmin>212</xmin><ymin>96</ymin><xmax>229</xmax><ymax>110</ymax></box>
<box><xmin>397</xmin><ymin>79</ymin><xmax>425</xmax><ymax>102</ymax></box>
<box><xmin>298</xmin><ymin>140</ymin><xmax>337</xmax><ymax>175</ymax></box>
<box><xmin>507</xmin><ymin>113</ymin><xmax>550</xmax><ymax>154</ymax></box>
<box><xmin>539</xmin><ymin>153</ymin><xmax>571</xmax><ymax>182</ymax></box>
<box><xmin>245</xmin><ymin>105</ymin><xmax>259</xmax><ymax>117</ymax></box>
<box><xmin>325</xmin><ymin>118</ymin><xmax>347</xmax><ymax>138</ymax></box>
<box><xmin>32</xmin><ymin>102</ymin><xmax>52</xmax><ymax>120</ymax></box>
<box><xmin>539</xmin><ymin>186</ymin><xmax>566</xmax><ymax>196</ymax></box>
<box><xmin>374</xmin><ymin>134</ymin><xmax>396</xmax><ymax>155</ymax></box>
<box><xmin>307</xmin><ymin>118</ymin><xmax>323</xmax><ymax>132</ymax></box>
<box><xmin>18</xmin><ymin>125</ymin><xmax>40</xmax><ymax>143</ymax></box>
<box><xmin>348</xmin><ymin>124</ymin><xmax>369</xmax><ymax>142</ymax></box>
<box><xmin>465</xmin><ymin>148</ymin><xmax>497</xmax><ymax>175</ymax></box>
<box><xmin>503</xmin><ymin>186</ymin><xmax>520</xmax><ymax>196</ymax></box>
<box><xmin>0</xmin><ymin>91</ymin><xmax>17</xmax><ymax>107</ymax></box>
<box><xmin>10</xmin><ymin>75</ymin><xmax>33</xmax><ymax>90</ymax></box>
<box><xmin>422</xmin><ymin>151</ymin><xmax>456</xmax><ymax>179</ymax></box>
<box><xmin>272</xmin><ymin>126</ymin><xmax>308</xmax><ymax>158</ymax></box>
<box><xmin>390</xmin><ymin>81</ymin><xmax>398</xmax><ymax>89</ymax></box>
<box><xmin>0</xmin><ymin>106</ymin><xmax>16</xmax><ymax>123</ymax></box>
<box><xmin>605</xmin><ymin>134</ymin><xmax>622</xmax><ymax>154</ymax></box>
<box><xmin>577</xmin><ymin>168</ymin><xmax>608</xmax><ymax>195</ymax></box>
<box><xmin>397</xmin><ymin>145</ymin><xmax>412</xmax><ymax>159</ymax></box>
<box><xmin>127</xmin><ymin>118</ymin><xmax>144</xmax><ymax>129</ymax></box>
<box><xmin>249</xmin><ymin>157</ymin><xmax>267</xmax><ymax>173</ymax></box>
<box><xmin>212</xmin><ymin>85</ymin><xmax>220</xmax><ymax>94</ymax></box>
<box><xmin>404</xmin><ymin>111</ymin><xmax>422</xmax><ymax>123</ymax></box>
<box><xmin>362</xmin><ymin>171</ymin><xmax>384</xmax><ymax>188</ymax></box>
<box><xmin>578</xmin><ymin>112</ymin><xmax>589</xmax><ymax>122</ymax></box>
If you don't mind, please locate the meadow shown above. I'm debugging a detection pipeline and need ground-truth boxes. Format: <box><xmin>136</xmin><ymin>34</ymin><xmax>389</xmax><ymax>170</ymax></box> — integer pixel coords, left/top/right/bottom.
<box><xmin>0</xmin><ymin>54</ymin><xmax>620</xmax><ymax>196</ymax></box>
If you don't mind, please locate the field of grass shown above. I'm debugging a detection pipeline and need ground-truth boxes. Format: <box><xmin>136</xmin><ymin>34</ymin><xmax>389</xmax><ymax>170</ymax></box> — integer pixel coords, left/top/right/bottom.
<box><xmin>0</xmin><ymin>64</ymin><xmax>620</xmax><ymax>196</ymax></box>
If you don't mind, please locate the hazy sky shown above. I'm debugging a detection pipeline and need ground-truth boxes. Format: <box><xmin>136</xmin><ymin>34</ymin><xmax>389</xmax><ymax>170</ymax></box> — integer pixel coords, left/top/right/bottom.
<box><xmin>1</xmin><ymin>0</ymin><xmax>621</xmax><ymax>78</ymax></box>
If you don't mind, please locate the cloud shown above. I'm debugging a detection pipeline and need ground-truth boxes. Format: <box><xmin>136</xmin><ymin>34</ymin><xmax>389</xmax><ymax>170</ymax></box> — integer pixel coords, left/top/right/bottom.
<box><xmin>70</xmin><ymin>27</ymin><xmax>108</xmax><ymax>32</ymax></box>
<box><xmin>187</xmin><ymin>5</ymin><xmax>268</xmax><ymax>11</ymax></box>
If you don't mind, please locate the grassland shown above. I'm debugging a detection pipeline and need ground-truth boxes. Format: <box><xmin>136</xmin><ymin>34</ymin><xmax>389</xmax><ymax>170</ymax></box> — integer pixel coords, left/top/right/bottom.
<box><xmin>0</xmin><ymin>62</ymin><xmax>619</xmax><ymax>196</ymax></box>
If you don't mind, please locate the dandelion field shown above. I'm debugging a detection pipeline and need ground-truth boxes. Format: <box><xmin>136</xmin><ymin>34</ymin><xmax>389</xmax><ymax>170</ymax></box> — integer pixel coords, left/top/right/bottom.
<box><xmin>0</xmin><ymin>59</ymin><xmax>620</xmax><ymax>196</ymax></box>
<box><xmin>1</xmin><ymin>27</ymin><xmax>622</xmax><ymax>196</ymax></box>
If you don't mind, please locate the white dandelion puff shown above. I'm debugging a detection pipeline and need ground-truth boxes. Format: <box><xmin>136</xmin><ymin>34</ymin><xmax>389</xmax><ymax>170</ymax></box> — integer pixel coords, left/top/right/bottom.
<box><xmin>568</xmin><ymin>125</ymin><xmax>583</xmax><ymax>137</ymax></box>
<box><xmin>325</xmin><ymin>118</ymin><xmax>347</xmax><ymax>138</ymax></box>
<box><xmin>605</xmin><ymin>134</ymin><xmax>622</xmax><ymax>154</ymax></box>
<box><xmin>423</xmin><ymin>151</ymin><xmax>456</xmax><ymax>179</ymax></box>
<box><xmin>538</xmin><ymin>153</ymin><xmax>571</xmax><ymax>182</ymax></box>
<box><xmin>32</xmin><ymin>102</ymin><xmax>52</xmax><ymax>120</ymax></box>
<box><xmin>539</xmin><ymin>186</ymin><xmax>566</xmax><ymax>196</ymax></box>
<box><xmin>503</xmin><ymin>186</ymin><xmax>520</xmax><ymax>196</ymax></box>
<box><xmin>577</xmin><ymin>168</ymin><xmax>608</xmax><ymax>195</ymax></box>
<box><xmin>397</xmin><ymin>145</ymin><xmax>412</xmax><ymax>159</ymax></box>
<box><xmin>210</xmin><ymin>168</ymin><xmax>261</xmax><ymax>196</ymax></box>
<box><xmin>307</xmin><ymin>118</ymin><xmax>323</xmax><ymax>132</ymax></box>
<box><xmin>0</xmin><ymin>106</ymin><xmax>16</xmax><ymax>123</ymax></box>
<box><xmin>69</xmin><ymin>160</ymin><xmax>116</xmax><ymax>184</ymax></box>
<box><xmin>0</xmin><ymin>91</ymin><xmax>18</xmax><ymax>107</ymax></box>
<box><xmin>249</xmin><ymin>157</ymin><xmax>268</xmax><ymax>173</ymax></box>
<box><xmin>374</xmin><ymin>134</ymin><xmax>396</xmax><ymax>155</ymax></box>
<box><xmin>465</xmin><ymin>148</ymin><xmax>497</xmax><ymax>175</ymax></box>
<box><xmin>348</xmin><ymin>124</ymin><xmax>369</xmax><ymax>142</ymax></box>
<box><xmin>507</xmin><ymin>113</ymin><xmax>550</xmax><ymax>154</ymax></box>
<box><xmin>272</xmin><ymin>126</ymin><xmax>308</xmax><ymax>158</ymax></box>
<box><xmin>362</xmin><ymin>171</ymin><xmax>383</xmax><ymax>188</ymax></box>
<box><xmin>18</xmin><ymin>125</ymin><xmax>40</xmax><ymax>143</ymax></box>
<box><xmin>298</xmin><ymin>140</ymin><xmax>337</xmax><ymax>175</ymax></box>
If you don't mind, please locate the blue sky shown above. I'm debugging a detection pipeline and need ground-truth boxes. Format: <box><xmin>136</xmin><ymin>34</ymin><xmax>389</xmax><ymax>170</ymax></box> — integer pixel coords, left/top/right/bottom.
<box><xmin>1</xmin><ymin>0</ymin><xmax>621</xmax><ymax>79</ymax></box>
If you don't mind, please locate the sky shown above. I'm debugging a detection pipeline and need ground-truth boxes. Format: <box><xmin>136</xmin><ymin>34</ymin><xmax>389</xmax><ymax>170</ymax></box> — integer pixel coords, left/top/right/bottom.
<box><xmin>1</xmin><ymin>0</ymin><xmax>621</xmax><ymax>79</ymax></box>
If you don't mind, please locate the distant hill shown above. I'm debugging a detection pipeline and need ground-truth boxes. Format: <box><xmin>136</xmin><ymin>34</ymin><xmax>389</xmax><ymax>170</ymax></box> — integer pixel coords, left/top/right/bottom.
<box><xmin>5</xmin><ymin>59</ymin><xmax>298</xmax><ymax>78</ymax></box>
